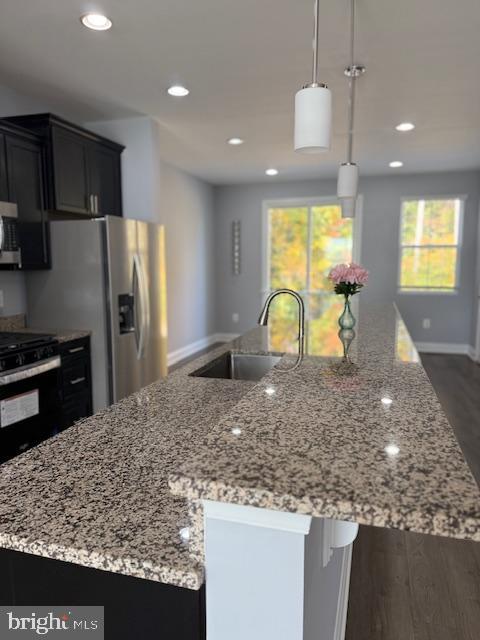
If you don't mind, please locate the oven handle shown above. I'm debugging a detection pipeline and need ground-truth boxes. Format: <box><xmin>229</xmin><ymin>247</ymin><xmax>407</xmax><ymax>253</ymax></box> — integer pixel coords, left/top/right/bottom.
<box><xmin>0</xmin><ymin>356</ymin><xmax>61</xmax><ymax>386</ymax></box>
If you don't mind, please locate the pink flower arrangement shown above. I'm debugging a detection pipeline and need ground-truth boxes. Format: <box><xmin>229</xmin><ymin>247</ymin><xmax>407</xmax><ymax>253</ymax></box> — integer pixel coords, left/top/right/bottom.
<box><xmin>328</xmin><ymin>262</ymin><xmax>369</xmax><ymax>297</ymax></box>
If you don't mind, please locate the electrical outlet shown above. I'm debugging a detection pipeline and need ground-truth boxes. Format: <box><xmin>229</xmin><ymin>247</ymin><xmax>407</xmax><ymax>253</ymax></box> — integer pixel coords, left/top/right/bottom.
<box><xmin>232</xmin><ymin>313</ymin><xmax>239</xmax><ymax>324</ymax></box>
<box><xmin>422</xmin><ymin>318</ymin><xmax>431</xmax><ymax>329</ymax></box>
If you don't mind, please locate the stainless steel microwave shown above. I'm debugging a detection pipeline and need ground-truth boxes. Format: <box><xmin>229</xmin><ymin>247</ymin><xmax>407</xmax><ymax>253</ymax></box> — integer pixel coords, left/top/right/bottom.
<box><xmin>0</xmin><ymin>202</ymin><xmax>20</xmax><ymax>267</ymax></box>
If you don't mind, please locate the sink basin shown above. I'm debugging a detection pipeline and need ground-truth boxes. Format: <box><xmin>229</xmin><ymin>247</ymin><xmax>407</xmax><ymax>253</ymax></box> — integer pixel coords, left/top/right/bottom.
<box><xmin>190</xmin><ymin>351</ymin><xmax>282</xmax><ymax>382</ymax></box>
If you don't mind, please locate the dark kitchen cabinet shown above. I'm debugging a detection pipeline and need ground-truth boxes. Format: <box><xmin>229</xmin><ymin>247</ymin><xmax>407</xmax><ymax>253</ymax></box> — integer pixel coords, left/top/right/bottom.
<box><xmin>4</xmin><ymin>133</ymin><xmax>50</xmax><ymax>269</ymax></box>
<box><xmin>0</xmin><ymin>548</ymin><xmax>206</xmax><ymax>640</ymax></box>
<box><xmin>89</xmin><ymin>143</ymin><xmax>122</xmax><ymax>216</ymax></box>
<box><xmin>6</xmin><ymin>114</ymin><xmax>124</xmax><ymax>217</ymax></box>
<box><xmin>58</xmin><ymin>336</ymin><xmax>93</xmax><ymax>430</ymax></box>
<box><xmin>51</xmin><ymin>125</ymin><xmax>90</xmax><ymax>214</ymax></box>
<box><xmin>0</xmin><ymin>133</ymin><xmax>8</xmax><ymax>201</ymax></box>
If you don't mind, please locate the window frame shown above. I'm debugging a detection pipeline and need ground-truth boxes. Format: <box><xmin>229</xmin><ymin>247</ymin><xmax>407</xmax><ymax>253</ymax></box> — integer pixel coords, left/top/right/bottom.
<box><xmin>397</xmin><ymin>195</ymin><xmax>466</xmax><ymax>295</ymax></box>
<box><xmin>261</xmin><ymin>195</ymin><xmax>363</xmax><ymax>297</ymax></box>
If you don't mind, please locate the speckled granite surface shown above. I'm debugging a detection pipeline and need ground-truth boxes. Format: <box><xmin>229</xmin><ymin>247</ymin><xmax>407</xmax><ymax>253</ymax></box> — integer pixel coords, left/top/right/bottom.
<box><xmin>0</xmin><ymin>314</ymin><xmax>25</xmax><ymax>331</ymax></box>
<box><xmin>0</xmin><ymin>343</ymin><xmax>253</xmax><ymax>590</ymax></box>
<box><xmin>17</xmin><ymin>327</ymin><xmax>91</xmax><ymax>344</ymax></box>
<box><xmin>170</xmin><ymin>305</ymin><xmax>480</xmax><ymax>543</ymax></box>
<box><xmin>0</xmin><ymin>315</ymin><xmax>91</xmax><ymax>343</ymax></box>
<box><xmin>0</xmin><ymin>304</ymin><xmax>478</xmax><ymax>595</ymax></box>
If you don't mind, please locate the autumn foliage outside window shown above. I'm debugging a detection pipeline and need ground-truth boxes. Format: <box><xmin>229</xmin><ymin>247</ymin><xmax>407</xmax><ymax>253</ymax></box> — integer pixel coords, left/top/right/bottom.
<box><xmin>399</xmin><ymin>198</ymin><xmax>463</xmax><ymax>292</ymax></box>
<box><xmin>267</xmin><ymin>203</ymin><xmax>356</xmax><ymax>356</ymax></box>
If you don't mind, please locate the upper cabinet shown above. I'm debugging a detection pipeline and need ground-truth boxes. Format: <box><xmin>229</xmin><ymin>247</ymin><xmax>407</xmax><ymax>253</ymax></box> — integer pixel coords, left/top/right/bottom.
<box><xmin>4</xmin><ymin>132</ymin><xmax>50</xmax><ymax>269</ymax></box>
<box><xmin>6</xmin><ymin>114</ymin><xmax>124</xmax><ymax>217</ymax></box>
<box><xmin>0</xmin><ymin>121</ymin><xmax>50</xmax><ymax>270</ymax></box>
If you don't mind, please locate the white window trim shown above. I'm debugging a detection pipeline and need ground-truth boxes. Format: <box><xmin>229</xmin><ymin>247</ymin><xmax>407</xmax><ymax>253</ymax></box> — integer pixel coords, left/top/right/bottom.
<box><xmin>261</xmin><ymin>195</ymin><xmax>363</xmax><ymax>298</ymax></box>
<box><xmin>397</xmin><ymin>195</ymin><xmax>465</xmax><ymax>295</ymax></box>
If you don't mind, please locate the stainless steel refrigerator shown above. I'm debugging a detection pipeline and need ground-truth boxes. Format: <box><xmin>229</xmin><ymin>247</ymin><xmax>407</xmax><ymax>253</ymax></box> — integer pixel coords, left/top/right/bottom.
<box><xmin>25</xmin><ymin>216</ymin><xmax>168</xmax><ymax>412</ymax></box>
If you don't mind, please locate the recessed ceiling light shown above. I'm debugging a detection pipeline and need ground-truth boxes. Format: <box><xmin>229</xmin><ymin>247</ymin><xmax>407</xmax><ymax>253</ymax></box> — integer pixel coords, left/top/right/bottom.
<box><xmin>167</xmin><ymin>85</ymin><xmax>189</xmax><ymax>97</ymax></box>
<box><xmin>265</xmin><ymin>168</ymin><xmax>279</xmax><ymax>176</ymax></box>
<box><xmin>227</xmin><ymin>137</ymin><xmax>244</xmax><ymax>146</ymax></box>
<box><xmin>381</xmin><ymin>397</ymin><xmax>393</xmax><ymax>406</ymax></box>
<box><xmin>81</xmin><ymin>14</ymin><xmax>112</xmax><ymax>31</ymax></box>
<box><xmin>389</xmin><ymin>161</ymin><xmax>403</xmax><ymax>168</ymax></box>
<box><xmin>395</xmin><ymin>122</ymin><xmax>415</xmax><ymax>132</ymax></box>
<box><xmin>231</xmin><ymin>427</ymin><xmax>242</xmax><ymax>436</ymax></box>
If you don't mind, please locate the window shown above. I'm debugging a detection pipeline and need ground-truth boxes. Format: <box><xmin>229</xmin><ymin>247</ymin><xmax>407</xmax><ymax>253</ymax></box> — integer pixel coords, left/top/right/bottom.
<box><xmin>264</xmin><ymin>199</ymin><xmax>361</xmax><ymax>356</ymax></box>
<box><xmin>399</xmin><ymin>198</ymin><xmax>464</xmax><ymax>292</ymax></box>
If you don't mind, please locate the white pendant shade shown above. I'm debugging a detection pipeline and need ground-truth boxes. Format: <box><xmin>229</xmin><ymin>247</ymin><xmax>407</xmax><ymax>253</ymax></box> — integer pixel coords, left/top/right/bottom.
<box><xmin>340</xmin><ymin>198</ymin><xmax>356</xmax><ymax>218</ymax></box>
<box><xmin>294</xmin><ymin>85</ymin><xmax>332</xmax><ymax>153</ymax></box>
<box><xmin>337</xmin><ymin>162</ymin><xmax>359</xmax><ymax>199</ymax></box>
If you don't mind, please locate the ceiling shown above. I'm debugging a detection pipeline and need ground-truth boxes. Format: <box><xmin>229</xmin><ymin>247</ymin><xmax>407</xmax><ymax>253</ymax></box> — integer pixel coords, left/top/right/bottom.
<box><xmin>0</xmin><ymin>0</ymin><xmax>479</xmax><ymax>184</ymax></box>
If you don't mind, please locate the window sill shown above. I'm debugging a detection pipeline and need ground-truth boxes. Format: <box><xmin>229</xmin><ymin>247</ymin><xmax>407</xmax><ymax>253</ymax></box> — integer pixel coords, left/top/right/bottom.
<box><xmin>397</xmin><ymin>288</ymin><xmax>459</xmax><ymax>296</ymax></box>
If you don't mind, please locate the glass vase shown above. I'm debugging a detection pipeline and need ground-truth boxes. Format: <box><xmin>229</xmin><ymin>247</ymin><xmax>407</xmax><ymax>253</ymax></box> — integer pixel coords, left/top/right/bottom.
<box><xmin>338</xmin><ymin>296</ymin><xmax>356</xmax><ymax>363</ymax></box>
<box><xmin>338</xmin><ymin>295</ymin><xmax>356</xmax><ymax>330</ymax></box>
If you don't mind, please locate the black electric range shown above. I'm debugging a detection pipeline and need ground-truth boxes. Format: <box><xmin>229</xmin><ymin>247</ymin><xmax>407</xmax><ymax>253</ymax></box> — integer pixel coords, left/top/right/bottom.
<box><xmin>0</xmin><ymin>332</ymin><xmax>61</xmax><ymax>463</ymax></box>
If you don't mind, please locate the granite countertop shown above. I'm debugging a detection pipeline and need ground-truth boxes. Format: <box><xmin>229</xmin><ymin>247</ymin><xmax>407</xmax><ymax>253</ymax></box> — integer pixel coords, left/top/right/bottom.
<box><xmin>0</xmin><ymin>303</ymin><xmax>478</xmax><ymax>595</ymax></box>
<box><xmin>17</xmin><ymin>327</ymin><xmax>92</xmax><ymax>344</ymax></box>
<box><xmin>170</xmin><ymin>304</ymin><xmax>480</xmax><ymax>543</ymax></box>
<box><xmin>0</xmin><ymin>343</ymin><xmax>254</xmax><ymax>590</ymax></box>
<box><xmin>0</xmin><ymin>315</ymin><xmax>91</xmax><ymax>344</ymax></box>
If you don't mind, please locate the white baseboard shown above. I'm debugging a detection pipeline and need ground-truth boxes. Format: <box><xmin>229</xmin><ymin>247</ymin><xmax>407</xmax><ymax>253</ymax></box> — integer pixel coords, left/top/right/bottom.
<box><xmin>415</xmin><ymin>341</ymin><xmax>473</xmax><ymax>357</ymax></box>
<box><xmin>468</xmin><ymin>346</ymin><xmax>479</xmax><ymax>362</ymax></box>
<box><xmin>167</xmin><ymin>333</ymin><xmax>240</xmax><ymax>367</ymax></box>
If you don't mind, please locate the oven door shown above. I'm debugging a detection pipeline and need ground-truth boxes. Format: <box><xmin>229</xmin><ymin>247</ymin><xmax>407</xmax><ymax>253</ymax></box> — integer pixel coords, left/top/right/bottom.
<box><xmin>0</xmin><ymin>357</ymin><xmax>61</xmax><ymax>463</ymax></box>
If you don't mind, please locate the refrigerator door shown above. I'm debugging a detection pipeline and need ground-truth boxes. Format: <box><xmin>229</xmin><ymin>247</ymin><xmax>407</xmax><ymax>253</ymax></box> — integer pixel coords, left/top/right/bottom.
<box><xmin>136</xmin><ymin>219</ymin><xmax>168</xmax><ymax>388</ymax></box>
<box><xmin>105</xmin><ymin>216</ymin><xmax>167</xmax><ymax>404</ymax></box>
<box><xmin>105</xmin><ymin>216</ymin><xmax>142</xmax><ymax>403</ymax></box>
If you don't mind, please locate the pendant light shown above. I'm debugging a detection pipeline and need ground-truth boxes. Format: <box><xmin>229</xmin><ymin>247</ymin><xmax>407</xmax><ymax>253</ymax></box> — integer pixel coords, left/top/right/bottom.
<box><xmin>294</xmin><ymin>0</ymin><xmax>332</xmax><ymax>153</ymax></box>
<box><xmin>338</xmin><ymin>0</ymin><xmax>365</xmax><ymax>217</ymax></box>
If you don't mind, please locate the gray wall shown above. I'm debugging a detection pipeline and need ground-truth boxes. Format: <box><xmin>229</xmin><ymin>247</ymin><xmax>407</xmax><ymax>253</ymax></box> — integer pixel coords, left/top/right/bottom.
<box><xmin>214</xmin><ymin>170</ymin><xmax>480</xmax><ymax>346</ymax></box>
<box><xmin>88</xmin><ymin>117</ymin><xmax>216</xmax><ymax>353</ymax></box>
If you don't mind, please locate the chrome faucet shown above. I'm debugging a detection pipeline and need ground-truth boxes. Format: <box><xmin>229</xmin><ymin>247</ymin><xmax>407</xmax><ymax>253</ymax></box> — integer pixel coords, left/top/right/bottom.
<box><xmin>258</xmin><ymin>289</ymin><xmax>305</xmax><ymax>365</ymax></box>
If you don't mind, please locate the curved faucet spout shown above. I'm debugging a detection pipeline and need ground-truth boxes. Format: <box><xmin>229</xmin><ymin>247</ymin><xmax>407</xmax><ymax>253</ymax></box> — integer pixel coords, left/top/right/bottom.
<box><xmin>258</xmin><ymin>289</ymin><xmax>305</xmax><ymax>366</ymax></box>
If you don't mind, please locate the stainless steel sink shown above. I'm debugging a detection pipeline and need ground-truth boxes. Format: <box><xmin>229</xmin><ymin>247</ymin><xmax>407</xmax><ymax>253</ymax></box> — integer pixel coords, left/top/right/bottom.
<box><xmin>190</xmin><ymin>351</ymin><xmax>282</xmax><ymax>382</ymax></box>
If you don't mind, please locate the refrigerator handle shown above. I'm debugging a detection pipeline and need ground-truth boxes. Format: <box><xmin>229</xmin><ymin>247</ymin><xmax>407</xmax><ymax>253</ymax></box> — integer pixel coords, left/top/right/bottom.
<box><xmin>133</xmin><ymin>253</ymin><xmax>149</xmax><ymax>359</ymax></box>
<box><xmin>132</xmin><ymin>255</ymin><xmax>140</xmax><ymax>355</ymax></box>
<box><xmin>139</xmin><ymin>254</ymin><xmax>151</xmax><ymax>353</ymax></box>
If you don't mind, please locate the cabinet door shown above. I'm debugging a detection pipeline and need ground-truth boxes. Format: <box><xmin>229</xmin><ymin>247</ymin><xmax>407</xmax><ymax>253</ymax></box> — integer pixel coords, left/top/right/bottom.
<box><xmin>0</xmin><ymin>134</ymin><xmax>8</xmax><ymax>201</ymax></box>
<box><xmin>89</xmin><ymin>144</ymin><xmax>122</xmax><ymax>216</ymax></box>
<box><xmin>51</xmin><ymin>127</ymin><xmax>91</xmax><ymax>215</ymax></box>
<box><xmin>5</xmin><ymin>135</ymin><xmax>50</xmax><ymax>269</ymax></box>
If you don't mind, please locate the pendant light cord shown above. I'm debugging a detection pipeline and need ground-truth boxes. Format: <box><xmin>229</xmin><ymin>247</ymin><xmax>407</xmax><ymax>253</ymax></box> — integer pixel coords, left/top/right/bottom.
<box><xmin>312</xmin><ymin>0</ymin><xmax>320</xmax><ymax>84</ymax></box>
<box><xmin>347</xmin><ymin>0</ymin><xmax>356</xmax><ymax>163</ymax></box>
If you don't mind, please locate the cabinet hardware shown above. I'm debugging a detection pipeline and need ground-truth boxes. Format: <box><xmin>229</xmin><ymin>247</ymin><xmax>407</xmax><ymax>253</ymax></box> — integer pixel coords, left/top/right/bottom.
<box><xmin>68</xmin><ymin>346</ymin><xmax>85</xmax><ymax>354</ymax></box>
<box><xmin>70</xmin><ymin>377</ymin><xmax>86</xmax><ymax>385</ymax></box>
<box><xmin>95</xmin><ymin>195</ymin><xmax>99</xmax><ymax>214</ymax></box>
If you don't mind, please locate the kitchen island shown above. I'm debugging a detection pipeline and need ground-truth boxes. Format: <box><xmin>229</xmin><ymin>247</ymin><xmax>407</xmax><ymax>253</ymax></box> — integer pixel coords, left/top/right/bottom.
<box><xmin>0</xmin><ymin>304</ymin><xmax>478</xmax><ymax>639</ymax></box>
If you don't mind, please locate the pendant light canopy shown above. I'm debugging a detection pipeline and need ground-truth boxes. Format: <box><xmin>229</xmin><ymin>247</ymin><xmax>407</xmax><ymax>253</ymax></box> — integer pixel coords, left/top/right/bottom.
<box><xmin>338</xmin><ymin>0</ymin><xmax>365</xmax><ymax>217</ymax></box>
<box><xmin>294</xmin><ymin>0</ymin><xmax>332</xmax><ymax>153</ymax></box>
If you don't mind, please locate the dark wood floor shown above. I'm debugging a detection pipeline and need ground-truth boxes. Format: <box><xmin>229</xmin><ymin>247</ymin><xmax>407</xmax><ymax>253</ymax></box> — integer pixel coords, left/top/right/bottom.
<box><xmin>346</xmin><ymin>354</ymin><xmax>480</xmax><ymax>640</ymax></box>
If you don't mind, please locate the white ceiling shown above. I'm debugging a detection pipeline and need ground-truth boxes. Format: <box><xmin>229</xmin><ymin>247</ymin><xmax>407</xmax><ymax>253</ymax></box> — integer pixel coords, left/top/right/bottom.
<box><xmin>0</xmin><ymin>0</ymin><xmax>479</xmax><ymax>184</ymax></box>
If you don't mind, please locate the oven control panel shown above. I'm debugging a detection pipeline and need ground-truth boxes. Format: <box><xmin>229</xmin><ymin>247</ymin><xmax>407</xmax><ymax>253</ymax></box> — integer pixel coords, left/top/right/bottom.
<box><xmin>0</xmin><ymin>344</ymin><xmax>59</xmax><ymax>372</ymax></box>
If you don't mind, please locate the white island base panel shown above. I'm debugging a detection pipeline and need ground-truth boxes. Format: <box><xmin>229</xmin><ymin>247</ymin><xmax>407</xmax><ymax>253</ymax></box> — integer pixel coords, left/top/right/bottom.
<box><xmin>203</xmin><ymin>501</ymin><xmax>359</xmax><ymax>640</ymax></box>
